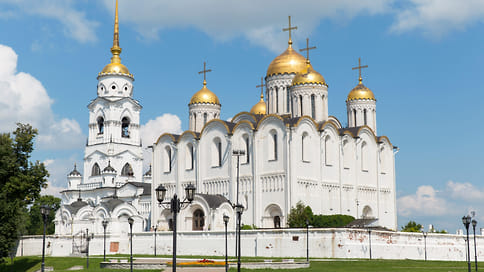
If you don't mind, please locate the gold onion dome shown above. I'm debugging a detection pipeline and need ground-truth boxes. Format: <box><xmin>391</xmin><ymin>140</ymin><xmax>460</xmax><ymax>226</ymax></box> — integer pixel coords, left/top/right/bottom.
<box><xmin>250</xmin><ymin>92</ymin><xmax>267</xmax><ymax>115</ymax></box>
<box><xmin>189</xmin><ymin>80</ymin><xmax>220</xmax><ymax>105</ymax></box>
<box><xmin>99</xmin><ymin>0</ymin><xmax>133</xmax><ymax>78</ymax></box>
<box><xmin>292</xmin><ymin>60</ymin><xmax>326</xmax><ymax>86</ymax></box>
<box><xmin>347</xmin><ymin>78</ymin><xmax>376</xmax><ymax>101</ymax></box>
<box><xmin>266</xmin><ymin>41</ymin><xmax>307</xmax><ymax>77</ymax></box>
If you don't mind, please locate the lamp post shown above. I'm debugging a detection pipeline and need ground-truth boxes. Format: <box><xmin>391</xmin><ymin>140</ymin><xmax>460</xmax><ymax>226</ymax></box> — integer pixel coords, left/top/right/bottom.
<box><xmin>233</xmin><ymin>149</ymin><xmax>245</xmax><ymax>272</ymax></box>
<box><xmin>40</xmin><ymin>205</ymin><xmax>51</xmax><ymax>272</ymax></box>
<box><xmin>368</xmin><ymin>228</ymin><xmax>372</xmax><ymax>260</ymax></box>
<box><xmin>156</xmin><ymin>183</ymin><xmax>196</xmax><ymax>272</ymax></box>
<box><xmin>472</xmin><ymin>219</ymin><xmax>478</xmax><ymax>272</ymax></box>
<box><xmin>85</xmin><ymin>229</ymin><xmax>93</xmax><ymax>269</ymax></box>
<box><xmin>223</xmin><ymin>214</ymin><xmax>230</xmax><ymax>272</ymax></box>
<box><xmin>422</xmin><ymin>231</ymin><xmax>427</xmax><ymax>261</ymax></box>
<box><xmin>128</xmin><ymin>217</ymin><xmax>134</xmax><ymax>272</ymax></box>
<box><xmin>153</xmin><ymin>226</ymin><xmax>158</xmax><ymax>256</ymax></box>
<box><xmin>102</xmin><ymin>220</ymin><xmax>108</xmax><ymax>261</ymax></box>
<box><xmin>306</xmin><ymin>219</ymin><xmax>309</xmax><ymax>263</ymax></box>
<box><xmin>463</xmin><ymin>215</ymin><xmax>472</xmax><ymax>272</ymax></box>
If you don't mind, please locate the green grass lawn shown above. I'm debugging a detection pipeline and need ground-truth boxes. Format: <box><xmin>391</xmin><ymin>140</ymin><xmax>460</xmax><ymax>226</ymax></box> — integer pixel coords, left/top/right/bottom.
<box><xmin>0</xmin><ymin>256</ymin><xmax>478</xmax><ymax>272</ymax></box>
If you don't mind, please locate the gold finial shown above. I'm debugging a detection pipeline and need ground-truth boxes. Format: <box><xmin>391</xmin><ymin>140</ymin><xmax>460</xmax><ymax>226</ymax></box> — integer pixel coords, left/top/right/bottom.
<box><xmin>256</xmin><ymin>77</ymin><xmax>265</xmax><ymax>100</ymax></box>
<box><xmin>283</xmin><ymin>16</ymin><xmax>297</xmax><ymax>46</ymax></box>
<box><xmin>110</xmin><ymin>0</ymin><xmax>122</xmax><ymax>64</ymax></box>
<box><xmin>352</xmin><ymin>57</ymin><xmax>368</xmax><ymax>84</ymax></box>
<box><xmin>198</xmin><ymin>61</ymin><xmax>212</xmax><ymax>86</ymax></box>
<box><xmin>299</xmin><ymin>38</ymin><xmax>316</xmax><ymax>63</ymax></box>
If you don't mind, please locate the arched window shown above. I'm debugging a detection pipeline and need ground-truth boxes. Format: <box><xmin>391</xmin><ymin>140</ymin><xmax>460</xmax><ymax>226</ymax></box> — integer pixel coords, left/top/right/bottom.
<box><xmin>361</xmin><ymin>142</ymin><xmax>368</xmax><ymax>171</ymax></box>
<box><xmin>186</xmin><ymin>143</ymin><xmax>194</xmax><ymax>170</ymax></box>
<box><xmin>324</xmin><ymin>136</ymin><xmax>334</xmax><ymax>166</ymax></box>
<box><xmin>363</xmin><ymin>109</ymin><xmax>368</xmax><ymax>125</ymax></box>
<box><xmin>121</xmin><ymin>163</ymin><xmax>134</xmax><ymax>176</ymax></box>
<box><xmin>97</xmin><ymin>117</ymin><xmax>104</xmax><ymax>134</ymax></box>
<box><xmin>164</xmin><ymin>146</ymin><xmax>172</xmax><ymax>173</ymax></box>
<box><xmin>299</xmin><ymin>95</ymin><xmax>303</xmax><ymax>115</ymax></box>
<box><xmin>302</xmin><ymin>132</ymin><xmax>309</xmax><ymax>162</ymax></box>
<box><xmin>311</xmin><ymin>95</ymin><xmax>316</xmax><ymax>119</ymax></box>
<box><xmin>274</xmin><ymin>216</ymin><xmax>281</xmax><ymax>228</ymax></box>
<box><xmin>193</xmin><ymin>113</ymin><xmax>197</xmax><ymax>130</ymax></box>
<box><xmin>353</xmin><ymin>110</ymin><xmax>357</xmax><ymax>126</ymax></box>
<box><xmin>268</xmin><ymin>130</ymin><xmax>278</xmax><ymax>161</ymax></box>
<box><xmin>243</xmin><ymin>134</ymin><xmax>250</xmax><ymax>164</ymax></box>
<box><xmin>203</xmin><ymin>113</ymin><xmax>207</xmax><ymax>126</ymax></box>
<box><xmin>212</xmin><ymin>138</ymin><xmax>222</xmax><ymax>167</ymax></box>
<box><xmin>91</xmin><ymin>163</ymin><xmax>101</xmax><ymax>176</ymax></box>
<box><xmin>192</xmin><ymin>209</ymin><xmax>205</xmax><ymax>230</ymax></box>
<box><xmin>286</xmin><ymin>87</ymin><xmax>290</xmax><ymax>113</ymax></box>
<box><xmin>343</xmin><ymin>140</ymin><xmax>351</xmax><ymax>169</ymax></box>
<box><xmin>121</xmin><ymin>117</ymin><xmax>130</xmax><ymax>138</ymax></box>
<box><xmin>275</xmin><ymin>87</ymin><xmax>279</xmax><ymax>112</ymax></box>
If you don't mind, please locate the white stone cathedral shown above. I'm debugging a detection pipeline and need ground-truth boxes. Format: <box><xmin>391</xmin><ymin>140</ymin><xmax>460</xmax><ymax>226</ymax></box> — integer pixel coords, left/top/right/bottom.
<box><xmin>151</xmin><ymin>22</ymin><xmax>397</xmax><ymax>231</ymax></box>
<box><xmin>55</xmin><ymin>1</ymin><xmax>151</xmax><ymax>236</ymax></box>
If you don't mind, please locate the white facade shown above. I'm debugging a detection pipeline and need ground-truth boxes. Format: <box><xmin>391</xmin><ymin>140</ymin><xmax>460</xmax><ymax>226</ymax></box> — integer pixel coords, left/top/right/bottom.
<box><xmin>151</xmin><ymin>41</ymin><xmax>397</xmax><ymax>232</ymax></box>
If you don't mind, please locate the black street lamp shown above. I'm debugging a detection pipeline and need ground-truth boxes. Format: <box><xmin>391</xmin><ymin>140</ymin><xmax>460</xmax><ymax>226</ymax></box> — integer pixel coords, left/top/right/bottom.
<box><xmin>40</xmin><ymin>205</ymin><xmax>51</xmax><ymax>272</ymax></box>
<box><xmin>306</xmin><ymin>219</ymin><xmax>309</xmax><ymax>263</ymax></box>
<box><xmin>472</xmin><ymin>219</ymin><xmax>478</xmax><ymax>272</ymax></box>
<box><xmin>85</xmin><ymin>228</ymin><xmax>93</xmax><ymax>269</ymax></box>
<box><xmin>128</xmin><ymin>217</ymin><xmax>134</xmax><ymax>272</ymax></box>
<box><xmin>463</xmin><ymin>215</ymin><xmax>472</xmax><ymax>272</ymax></box>
<box><xmin>422</xmin><ymin>230</ymin><xmax>427</xmax><ymax>261</ymax></box>
<box><xmin>156</xmin><ymin>183</ymin><xmax>196</xmax><ymax>272</ymax></box>
<box><xmin>368</xmin><ymin>228</ymin><xmax>372</xmax><ymax>260</ymax></box>
<box><xmin>153</xmin><ymin>226</ymin><xmax>158</xmax><ymax>256</ymax></box>
<box><xmin>233</xmin><ymin>149</ymin><xmax>245</xmax><ymax>272</ymax></box>
<box><xmin>102</xmin><ymin>219</ymin><xmax>108</xmax><ymax>261</ymax></box>
<box><xmin>223</xmin><ymin>214</ymin><xmax>230</xmax><ymax>272</ymax></box>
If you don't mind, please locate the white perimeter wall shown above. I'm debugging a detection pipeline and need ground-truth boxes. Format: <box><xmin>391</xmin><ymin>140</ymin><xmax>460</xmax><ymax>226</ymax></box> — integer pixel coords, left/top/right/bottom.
<box><xmin>16</xmin><ymin>228</ymin><xmax>480</xmax><ymax>261</ymax></box>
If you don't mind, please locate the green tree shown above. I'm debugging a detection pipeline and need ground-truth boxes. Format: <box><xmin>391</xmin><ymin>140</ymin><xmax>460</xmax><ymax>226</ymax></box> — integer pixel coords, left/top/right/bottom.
<box><xmin>287</xmin><ymin>201</ymin><xmax>313</xmax><ymax>228</ymax></box>
<box><xmin>0</xmin><ymin>124</ymin><xmax>49</xmax><ymax>262</ymax></box>
<box><xmin>311</xmin><ymin>214</ymin><xmax>355</xmax><ymax>228</ymax></box>
<box><xmin>26</xmin><ymin>195</ymin><xmax>61</xmax><ymax>235</ymax></box>
<box><xmin>401</xmin><ymin>221</ymin><xmax>423</xmax><ymax>232</ymax></box>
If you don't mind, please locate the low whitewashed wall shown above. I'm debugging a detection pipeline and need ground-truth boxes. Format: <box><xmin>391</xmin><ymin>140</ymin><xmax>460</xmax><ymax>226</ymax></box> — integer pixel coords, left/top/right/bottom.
<box><xmin>16</xmin><ymin>228</ymin><xmax>481</xmax><ymax>261</ymax></box>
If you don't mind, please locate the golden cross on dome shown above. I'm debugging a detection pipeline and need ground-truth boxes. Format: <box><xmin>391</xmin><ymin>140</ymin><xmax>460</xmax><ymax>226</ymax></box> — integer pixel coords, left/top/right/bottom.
<box><xmin>283</xmin><ymin>16</ymin><xmax>297</xmax><ymax>45</ymax></box>
<box><xmin>198</xmin><ymin>61</ymin><xmax>212</xmax><ymax>84</ymax></box>
<box><xmin>352</xmin><ymin>57</ymin><xmax>368</xmax><ymax>84</ymax></box>
<box><xmin>299</xmin><ymin>38</ymin><xmax>316</xmax><ymax>60</ymax></box>
<box><xmin>256</xmin><ymin>77</ymin><xmax>265</xmax><ymax>98</ymax></box>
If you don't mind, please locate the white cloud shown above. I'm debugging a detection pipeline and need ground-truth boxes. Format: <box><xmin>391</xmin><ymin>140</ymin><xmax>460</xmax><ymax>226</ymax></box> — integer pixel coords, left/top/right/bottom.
<box><xmin>391</xmin><ymin>0</ymin><xmax>484</xmax><ymax>37</ymax></box>
<box><xmin>397</xmin><ymin>185</ymin><xmax>449</xmax><ymax>217</ymax></box>
<box><xmin>103</xmin><ymin>0</ymin><xmax>392</xmax><ymax>52</ymax></box>
<box><xmin>0</xmin><ymin>0</ymin><xmax>98</xmax><ymax>43</ymax></box>
<box><xmin>41</xmin><ymin>156</ymin><xmax>81</xmax><ymax>195</ymax></box>
<box><xmin>140</xmin><ymin>114</ymin><xmax>183</xmax><ymax>167</ymax></box>
<box><xmin>0</xmin><ymin>44</ymin><xmax>84</xmax><ymax>150</ymax></box>
<box><xmin>446</xmin><ymin>180</ymin><xmax>484</xmax><ymax>202</ymax></box>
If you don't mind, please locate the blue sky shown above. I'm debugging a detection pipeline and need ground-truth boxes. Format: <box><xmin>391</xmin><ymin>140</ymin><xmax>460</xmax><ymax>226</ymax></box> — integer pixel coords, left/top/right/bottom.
<box><xmin>1</xmin><ymin>0</ymin><xmax>483</xmax><ymax>233</ymax></box>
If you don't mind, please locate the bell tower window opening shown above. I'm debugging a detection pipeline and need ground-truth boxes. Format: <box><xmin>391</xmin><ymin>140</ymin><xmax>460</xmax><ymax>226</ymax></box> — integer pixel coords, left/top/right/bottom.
<box><xmin>121</xmin><ymin>163</ymin><xmax>134</xmax><ymax>176</ymax></box>
<box><xmin>97</xmin><ymin>117</ymin><xmax>104</xmax><ymax>134</ymax></box>
<box><xmin>91</xmin><ymin>163</ymin><xmax>101</xmax><ymax>176</ymax></box>
<box><xmin>121</xmin><ymin>117</ymin><xmax>130</xmax><ymax>138</ymax></box>
<box><xmin>192</xmin><ymin>209</ymin><xmax>205</xmax><ymax>230</ymax></box>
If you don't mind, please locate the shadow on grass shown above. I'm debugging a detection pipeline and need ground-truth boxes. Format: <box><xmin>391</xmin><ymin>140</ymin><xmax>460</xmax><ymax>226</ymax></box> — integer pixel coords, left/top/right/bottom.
<box><xmin>0</xmin><ymin>257</ymin><xmax>40</xmax><ymax>272</ymax></box>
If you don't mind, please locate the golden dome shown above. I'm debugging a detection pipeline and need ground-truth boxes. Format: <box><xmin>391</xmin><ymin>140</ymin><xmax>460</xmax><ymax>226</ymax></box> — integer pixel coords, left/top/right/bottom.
<box><xmin>266</xmin><ymin>43</ymin><xmax>307</xmax><ymax>77</ymax></box>
<box><xmin>292</xmin><ymin>61</ymin><xmax>326</xmax><ymax>86</ymax></box>
<box><xmin>347</xmin><ymin>81</ymin><xmax>376</xmax><ymax>101</ymax></box>
<box><xmin>98</xmin><ymin>0</ymin><xmax>133</xmax><ymax>78</ymax></box>
<box><xmin>189</xmin><ymin>80</ymin><xmax>220</xmax><ymax>105</ymax></box>
<box><xmin>250</xmin><ymin>91</ymin><xmax>267</xmax><ymax>114</ymax></box>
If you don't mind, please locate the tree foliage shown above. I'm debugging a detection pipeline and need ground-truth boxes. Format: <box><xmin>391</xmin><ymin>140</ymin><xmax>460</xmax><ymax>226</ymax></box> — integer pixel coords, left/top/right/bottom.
<box><xmin>287</xmin><ymin>201</ymin><xmax>355</xmax><ymax>228</ymax></box>
<box><xmin>401</xmin><ymin>221</ymin><xmax>423</xmax><ymax>232</ymax></box>
<box><xmin>26</xmin><ymin>195</ymin><xmax>61</xmax><ymax>235</ymax></box>
<box><xmin>0</xmin><ymin>124</ymin><xmax>49</xmax><ymax>261</ymax></box>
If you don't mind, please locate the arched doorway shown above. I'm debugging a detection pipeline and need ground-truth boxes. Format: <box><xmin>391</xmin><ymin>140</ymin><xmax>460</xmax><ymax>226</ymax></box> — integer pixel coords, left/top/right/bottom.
<box><xmin>192</xmin><ymin>209</ymin><xmax>205</xmax><ymax>230</ymax></box>
<box><xmin>273</xmin><ymin>216</ymin><xmax>281</xmax><ymax>228</ymax></box>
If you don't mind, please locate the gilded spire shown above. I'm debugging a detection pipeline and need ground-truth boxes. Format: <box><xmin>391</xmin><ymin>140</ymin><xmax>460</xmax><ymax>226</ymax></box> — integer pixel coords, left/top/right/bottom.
<box><xmin>110</xmin><ymin>0</ymin><xmax>122</xmax><ymax>64</ymax></box>
<box><xmin>283</xmin><ymin>16</ymin><xmax>297</xmax><ymax>47</ymax></box>
<box><xmin>198</xmin><ymin>61</ymin><xmax>212</xmax><ymax>86</ymax></box>
<box><xmin>352</xmin><ymin>57</ymin><xmax>368</xmax><ymax>84</ymax></box>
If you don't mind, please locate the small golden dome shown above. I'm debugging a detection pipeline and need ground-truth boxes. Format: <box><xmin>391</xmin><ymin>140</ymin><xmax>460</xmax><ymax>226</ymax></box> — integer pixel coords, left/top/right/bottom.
<box><xmin>189</xmin><ymin>80</ymin><xmax>220</xmax><ymax>105</ymax></box>
<box><xmin>100</xmin><ymin>61</ymin><xmax>131</xmax><ymax>76</ymax></box>
<box><xmin>347</xmin><ymin>82</ymin><xmax>376</xmax><ymax>101</ymax></box>
<box><xmin>266</xmin><ymin>43</ymin><xmax>307</xmax><ymax>77</ymax></box>
<box><xmin>250</xmin><ymin>92</ymin><xmax>267</xmax><ymax>115</ymax></box>
<box><xmin>292</xmin><ymin>61</ymin><xmax>326</xmax><ymax>86</ymax></box>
